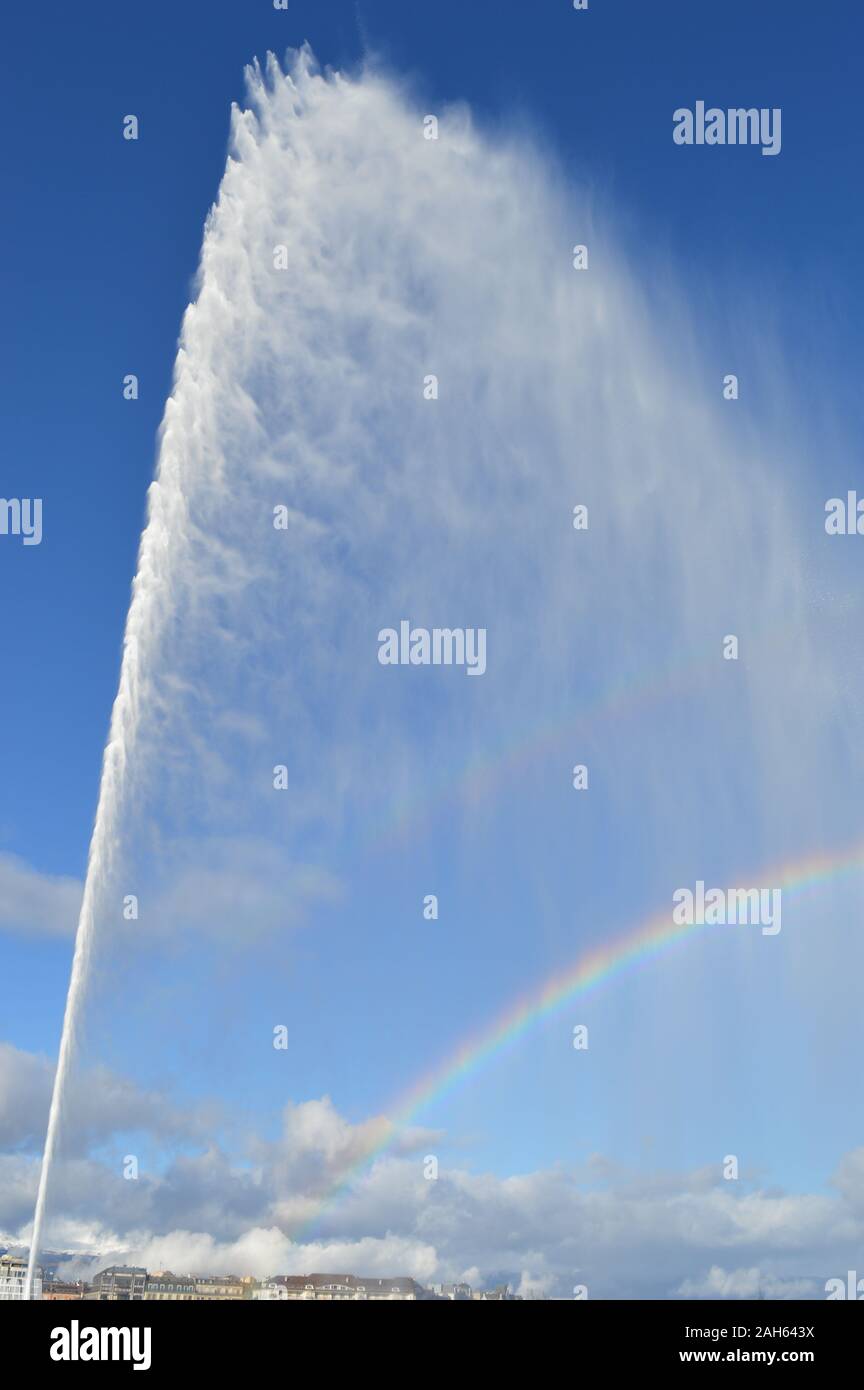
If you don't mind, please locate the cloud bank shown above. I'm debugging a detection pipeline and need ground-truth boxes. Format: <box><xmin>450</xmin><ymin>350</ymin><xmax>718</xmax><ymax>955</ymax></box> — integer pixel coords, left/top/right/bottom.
<box><xmin>0</xmin><ymin>854</ymin><xmax>80</xmax><ymax>939</ymax></box>
<box><xmin>2</xmin><ymin>1046</ymin><xmax>861</xmax><ymax>1298</ymax></box>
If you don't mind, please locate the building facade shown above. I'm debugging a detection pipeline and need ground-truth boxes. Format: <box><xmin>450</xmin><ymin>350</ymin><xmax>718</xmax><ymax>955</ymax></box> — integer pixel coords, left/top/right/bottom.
<box><xmin>144</xmin><ymin>1271</ymin><xmax>198</xmax><ymax>1301</ymax></box>
<box><xmin>42</xmin><ymin>1281</ymin><xmax>86</xmax><ymax>1300</ymax></box>
<box><xmin>194</xmin><ymin>1275</ymin><xmax>246</xmax><ymax>1300</ymax></box>
<box><xmin>0</xmin><ymin>1255</ymin><xmax>42</xmax><ymax>1301</ymax></box>
<box><xmin>92</xmin><ymin>1265</ymin><xmax>147</xmax><ymax>1300</ymax></box>
<box><xmin>268</xmin><ymin>1274</ymin><xmax>423</xmax><ymax>1301</ymax></box>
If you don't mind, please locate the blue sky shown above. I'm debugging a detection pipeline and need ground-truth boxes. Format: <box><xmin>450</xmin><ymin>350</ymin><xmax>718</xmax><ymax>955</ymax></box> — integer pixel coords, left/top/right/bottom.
<box><xmin>2</xmin><ymin>2</ymin><xmax>864</xmax><ymax>1295</ymax></box>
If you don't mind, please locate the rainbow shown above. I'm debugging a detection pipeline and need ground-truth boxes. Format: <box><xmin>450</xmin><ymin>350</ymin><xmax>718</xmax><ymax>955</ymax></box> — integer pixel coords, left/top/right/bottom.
<box><xmin>298</xmin><ymin>834</ymin><xmax>864</xmax><ymax>1237</ymax></box>
<box><xmin>369</xmin><ymin>651</ymin><xmax>717</xmax><ymax>851</ymax></box>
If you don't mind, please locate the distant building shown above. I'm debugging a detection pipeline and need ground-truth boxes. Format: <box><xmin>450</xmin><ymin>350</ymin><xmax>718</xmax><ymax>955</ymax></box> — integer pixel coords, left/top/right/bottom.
<box><xmin>0</xmin><ymin>1255</ymin><xmax>42</xmax><ymax>1301</ymax></box>
<box><xmin>431</xmin><ymin>1280</ymin><xmax>520</xmax><ymax>1300</ymax></box>
<box><xmin>92</xmin><ymin>1265</ymin><xmax>147</xmax><ymax>1301</ymax></box>
<box><xmin>253</xmin><ymin>1283</ymin><xmax>288</xmax><ymax>1301</ymax></box>
<box><xmin>194</xmin><ymin>1275</ymin><xmax>246</xmax><ymax>1300</ymax></box>
<box><xmin>42</xmin><ymin>1281</ymin><xmax>86</xmax><ymax>1300</ymax></box>
<box><xmin>144</xmin><ymin>1271</ymin><xmax>198</xmax><ymax>1301</ymax></box>
<box><xmin>268</xmin><ymin>1274</ymin><xmax>423</xmax><ymax>1301</ymax></box>
<box><xmin>351</xmin><ymin>1276</ymin><xmax>422</xmax><ymax>1301</ymax></box>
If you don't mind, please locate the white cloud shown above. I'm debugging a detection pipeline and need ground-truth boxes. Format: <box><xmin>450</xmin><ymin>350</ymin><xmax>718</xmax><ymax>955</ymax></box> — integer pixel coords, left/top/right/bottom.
<box><xmin>0</xmin><ymin>1043</ymin><xmax>215</xmax><ymax>1154</ymax></box>
<box><xmin>676</xmin><ymin>1266</ymin><xmax>819</xmax><ymax>1300</ymax></box>
<box><xmin>0</xmin><ymin>853</ymin><xmax>80</xmax><ymax>938</ymax></box>
<box><xmin>4</xmin><ymin>1072</ymin><xmax>863</xmax><ymax>1298</ymax></box>
<box><xmin>72</xmin><ymin>1229</ymin><xmax>439</xmax><ymax>1285</ymax></box>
